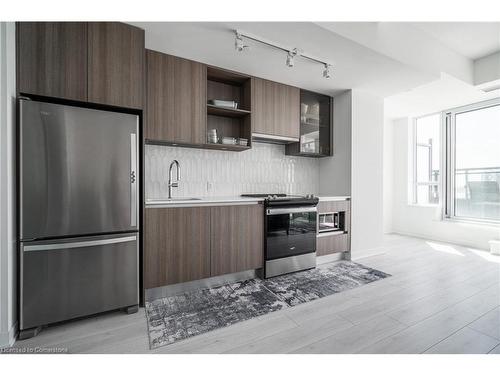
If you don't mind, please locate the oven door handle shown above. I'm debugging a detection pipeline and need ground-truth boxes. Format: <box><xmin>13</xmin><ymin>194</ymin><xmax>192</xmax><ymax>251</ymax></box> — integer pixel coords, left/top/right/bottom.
<box><xmin>266</xmin><ymin>207</ymin><xmax>318</xmax><ymax>215</ymax></box>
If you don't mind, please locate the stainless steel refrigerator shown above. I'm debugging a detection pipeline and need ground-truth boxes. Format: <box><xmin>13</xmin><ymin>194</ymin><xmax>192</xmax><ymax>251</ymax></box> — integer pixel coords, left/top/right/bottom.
<box><xmin>19</xmin><ymin>98</ymin><xmax>139</xmax><ymax>338</ymax></box>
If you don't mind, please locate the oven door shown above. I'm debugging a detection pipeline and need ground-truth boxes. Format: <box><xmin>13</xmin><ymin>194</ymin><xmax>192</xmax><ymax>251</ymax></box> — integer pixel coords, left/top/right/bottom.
<box><xmin>265</xmin><ymin>206</ymin><xmax>317</xmax><ymax>260</ymax></box>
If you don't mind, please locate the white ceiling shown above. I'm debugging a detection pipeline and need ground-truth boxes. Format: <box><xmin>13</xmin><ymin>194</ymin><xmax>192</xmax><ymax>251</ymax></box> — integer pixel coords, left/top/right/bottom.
<box><xmin>409</xmin><ymin>22</ymin><xmax>500</xmax><ymax>60</ymax></box>
<box><xmin>384</xmin><ymin>73</ymin><xmax>499</xmax><ymax>119</ymax></box>
<box><xmin>130</xmin><ymin>22</ymin><xmax>436</xmax><ymax>98</ymax></box>
<box><xmin>129</xmin><ymin>22</ymin><xmax>499</xmax><ymax>101</ymax></box>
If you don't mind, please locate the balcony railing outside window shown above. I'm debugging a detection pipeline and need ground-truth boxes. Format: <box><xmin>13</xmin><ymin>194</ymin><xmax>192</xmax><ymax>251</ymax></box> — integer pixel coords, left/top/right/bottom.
<box><xmin>454</xmin><ymin>167</ymin><xmax>500</xmax><ymax>221</ymax></box>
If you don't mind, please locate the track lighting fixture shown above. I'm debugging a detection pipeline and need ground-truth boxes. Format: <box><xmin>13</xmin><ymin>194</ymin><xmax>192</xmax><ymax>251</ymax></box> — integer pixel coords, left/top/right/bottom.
<box><xmin>286</xmin><ymin>49</ymin><xmax>297</xmax><ymax>67</ymax></box>
<box><xmin>323</xmin><ymin>64</ymin><xmax>331</xmax><ymax>79</ymax></box>
<box><xmin>234</xmin><ymin>30</ymin><xmax>333</xmax><ymax>79</ymax></box>
<box><xmin>234</xmin><ymin>32</ymin><xmax>248</xmax><ymax>52</ymax></box>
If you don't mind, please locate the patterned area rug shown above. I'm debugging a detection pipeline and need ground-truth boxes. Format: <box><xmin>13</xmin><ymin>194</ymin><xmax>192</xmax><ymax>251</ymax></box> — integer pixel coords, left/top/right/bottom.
<box><xmin>145</xmin><ymin>261</ymin><xmax>390</xmax><ymax>349</ymax></box>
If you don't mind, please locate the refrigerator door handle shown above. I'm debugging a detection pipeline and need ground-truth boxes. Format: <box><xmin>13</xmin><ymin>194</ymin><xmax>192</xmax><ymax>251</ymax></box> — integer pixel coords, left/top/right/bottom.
<box><xmin>23</xmin><ymin>235</ymin><xmax>137</xmax><ymax>252</ymax></box>
<box><xmin>130</xmin><ymin>133</ymin><xmax>137</xmax><ymax>228</ymax></box>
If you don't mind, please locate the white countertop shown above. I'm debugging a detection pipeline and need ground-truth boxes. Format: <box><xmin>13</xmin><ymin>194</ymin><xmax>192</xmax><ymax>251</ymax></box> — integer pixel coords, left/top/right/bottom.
<box><xmin>145</xmin><ymin>195</ymin><xmax>350</xmax><ymax>208</ymax></box>
<box><xmin>318</xmin><ymin>196</ymin><xmax>351</xmax><ymax>202</ymax></box>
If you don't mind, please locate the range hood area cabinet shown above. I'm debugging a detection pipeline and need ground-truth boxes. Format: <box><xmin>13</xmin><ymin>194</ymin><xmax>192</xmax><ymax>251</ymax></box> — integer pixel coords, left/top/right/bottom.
<box><xmin>286</xmin><ymin>90</ymin><xmax>333</xmax><ymax>157</ymax></box>
<box><xmin>16</xmin><ymin>22</ymin><xmax>145</xmax><ymax>109</ymax></box>
<box><xmin>145</xmin><ymin>50</ymin><xmax>207</xmax><ymax>145</ymax></box>
<box><xmin>251</xmin><ymin>77</ymin><xmax>301</xmax><ymax>142</ymax></box>
<box><xmin>144</xmin><ymin>204</ymin><xmax>264</xmax><ymax>289</ymax></box>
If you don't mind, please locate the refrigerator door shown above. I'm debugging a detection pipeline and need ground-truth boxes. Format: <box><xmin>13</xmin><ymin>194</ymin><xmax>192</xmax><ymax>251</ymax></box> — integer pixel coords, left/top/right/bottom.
<box><xmin>20</xmin><ymin>233</ymin><xmax>139</xmax><ymax>330</ymax></box>
<box><xmin>20</xmin><ymin>99</ymin><xmax>139</xmax><ymax>240</ymax></box>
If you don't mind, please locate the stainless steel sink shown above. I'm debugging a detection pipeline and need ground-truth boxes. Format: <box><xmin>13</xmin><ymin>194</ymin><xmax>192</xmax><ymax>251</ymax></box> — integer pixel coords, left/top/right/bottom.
<box><xmin>147</xmin><ymin>198</ymin><xmax>202</xmax><ymax>203</ymax></box>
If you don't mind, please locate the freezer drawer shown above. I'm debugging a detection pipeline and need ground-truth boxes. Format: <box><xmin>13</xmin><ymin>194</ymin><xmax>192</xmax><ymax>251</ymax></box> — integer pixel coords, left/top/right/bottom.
<box><xmin>19</xmin><ymin>99</ymin><xmax>139</xmax><ymax>240</ymax></box>
<box><xmin>20</xmin><ymin>234</ymin><xmax>139</xmax><ymax>330</ymax></box>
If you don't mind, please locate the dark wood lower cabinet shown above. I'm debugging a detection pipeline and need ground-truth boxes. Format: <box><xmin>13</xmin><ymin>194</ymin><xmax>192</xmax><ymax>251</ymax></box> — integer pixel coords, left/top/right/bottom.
<box><xmin>144</xmin><ymin>207</ymin><xmax>211</xmax><ymax>289</ymax></box>
<box><xmin>210</xmin><ymin>205</ymin><xmax>264</xmax><ymax>276</ymax></box>
<box><xmin>317</xmin><ymin>234</ymin><xmax>349</xmax><ymax>256</ymax></box>
<box><xmin>144</xmin><ymin>204</ymin><xmax>264</xmax><ymax>289</ymax></box>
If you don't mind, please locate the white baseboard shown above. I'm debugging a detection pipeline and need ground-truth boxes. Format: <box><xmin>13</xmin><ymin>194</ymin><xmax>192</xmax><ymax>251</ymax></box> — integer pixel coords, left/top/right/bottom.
<box><xmin>391</xmin><ymin>229</ymin><xmax>488</xmax><ymax>250</ymax></box>
<box><xmin>351</xmin><ymin>246</ymin><xmax>387</xmax><ymax>261</ymax></box>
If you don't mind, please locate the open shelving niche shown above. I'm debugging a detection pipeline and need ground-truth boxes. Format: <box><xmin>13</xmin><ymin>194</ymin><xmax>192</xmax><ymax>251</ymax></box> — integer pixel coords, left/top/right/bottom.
<box><xmin>205</xmin><ymin>66</ymin><xmax>252</xmax><ymax>152</ymax></box>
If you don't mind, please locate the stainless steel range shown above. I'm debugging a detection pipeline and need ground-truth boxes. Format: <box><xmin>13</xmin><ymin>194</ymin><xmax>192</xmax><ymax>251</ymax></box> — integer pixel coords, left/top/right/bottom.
<box><xmin>241</xmin><ymin>194</ymin><xmax>319</xmax><ymax>278</ymax></box>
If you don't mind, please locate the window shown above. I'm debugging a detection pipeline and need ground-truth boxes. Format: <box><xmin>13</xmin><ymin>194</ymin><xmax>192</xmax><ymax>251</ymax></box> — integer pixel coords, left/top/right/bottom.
<box><xmin>412</xmin><ymin>114</ymin><xmax>441</xmax><ymax>205</ymax></box>
<box><xmin>446</xmin><ymin>100</ymin><xmax>500</xmax><ymax>223</ymax></box>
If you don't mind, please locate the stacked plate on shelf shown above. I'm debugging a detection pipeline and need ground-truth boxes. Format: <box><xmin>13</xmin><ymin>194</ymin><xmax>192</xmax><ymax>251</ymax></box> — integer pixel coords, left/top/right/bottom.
<box><xmin>222</xmin><ymin>136</ymin><xmax>237</xmax><ymax>145</ymax></box>
<box><xmin>208</xmin><ymin>100</ymin><xmax>238</xmax><ymax>109</ymax></box>
<box><xmin>207</xmin><ymin>129</ymin><xmax>219</xmax><ymax>144</ymax></box>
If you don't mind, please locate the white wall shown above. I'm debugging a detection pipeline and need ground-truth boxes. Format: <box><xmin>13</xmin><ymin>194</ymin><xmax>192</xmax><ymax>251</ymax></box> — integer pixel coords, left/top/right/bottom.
<box><xmin>319</xmin><ymin>90</ymin><xmax>352</xmax><ymax>196</ymax></box>
<box><xmin>474</xmin><ymin>51</ymin><xmax>500</xmax><ymax>85</ymax></box>
<box><xmin>383</xmin><ymin>116</ymin><xmax>394</xmax><ymax>233</ymax></box>
<box><xmin>319</xmin><ymin>89</ymin><xmax>385</xmax><ymax>253</ymax></box>
<box><xmin>388</xmin><ymin>117</ymin><xmax>500</xmax><ymax>250</ymax></box>
<box><xmin>146</xmin><ymin>142</ymin><xmax>320</xmax><ymax>199</ymax></box>
<box><xmin>0</xmin><ymin>22</ymin><xmax>17</xmax><ymax>348</ymax></box>
<box><xmin>350</xmin><ymin>90</ymin><xmax>385</xmax><ymax>252</ymax></box>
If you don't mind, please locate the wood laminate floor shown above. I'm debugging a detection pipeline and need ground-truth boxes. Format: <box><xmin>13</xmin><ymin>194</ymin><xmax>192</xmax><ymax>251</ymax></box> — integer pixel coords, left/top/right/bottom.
<box><xmin>12</xmin><ymin>235</ymin><xmax>500</xmax><ymax>354</ymax></box>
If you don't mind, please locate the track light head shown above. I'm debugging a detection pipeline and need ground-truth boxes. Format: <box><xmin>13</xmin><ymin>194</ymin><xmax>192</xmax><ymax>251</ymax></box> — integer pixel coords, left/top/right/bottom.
<box><xmin>286</xmin><ymin>48</ymin><xmax>298</xmax><ymax>67</ymax></box>
<box><xmin>235</xmin><ymin>32</ymin><xmax>248</xmax><ymax>52</ymax></box>
<box><xmin>323</xmin><ymin>64</ymin><xmax>332</xmax><ymax>79</ymax></box>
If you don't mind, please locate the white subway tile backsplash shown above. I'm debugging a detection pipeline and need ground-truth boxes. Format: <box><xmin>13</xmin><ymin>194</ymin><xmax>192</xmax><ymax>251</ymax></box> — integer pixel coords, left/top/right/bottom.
<box><xmin>145</xmin><ymin>143</ymin><xmax>319</xmax><ymax>199</ymax></box>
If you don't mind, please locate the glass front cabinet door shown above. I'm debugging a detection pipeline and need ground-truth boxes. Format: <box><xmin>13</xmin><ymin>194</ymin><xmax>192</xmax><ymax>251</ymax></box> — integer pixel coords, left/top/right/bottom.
<box><xmin>286</xmin><ymin>89</ymin><xmax>332</xmax><ymax>157</ymax></box>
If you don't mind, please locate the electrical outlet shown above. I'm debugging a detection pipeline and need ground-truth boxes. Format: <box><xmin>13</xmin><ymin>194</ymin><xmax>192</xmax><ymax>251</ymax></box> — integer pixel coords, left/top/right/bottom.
<box><xmin>206</xmin><ymin>181</ymin><xmax>213</xmax><ymax>193</ymax></box>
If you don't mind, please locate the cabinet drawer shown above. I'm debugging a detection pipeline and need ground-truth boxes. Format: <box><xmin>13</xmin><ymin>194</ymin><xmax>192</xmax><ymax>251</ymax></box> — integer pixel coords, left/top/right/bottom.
<box><xmin>318</xmin><ymin>200</ymin><xmax>350</xmax><ymax>214</ymax></box>
<box><xmin>317</xmin><ymin>233</ymin><xmax>349</xmax><ymax>256</ymax></box>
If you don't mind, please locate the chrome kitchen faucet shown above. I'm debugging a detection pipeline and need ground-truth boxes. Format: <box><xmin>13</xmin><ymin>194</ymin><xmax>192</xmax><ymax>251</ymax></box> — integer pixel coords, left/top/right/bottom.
<box><xmin>168</xmin><ymin>160</ymin><xmax>181</xmax><ymax>199</ymax></box>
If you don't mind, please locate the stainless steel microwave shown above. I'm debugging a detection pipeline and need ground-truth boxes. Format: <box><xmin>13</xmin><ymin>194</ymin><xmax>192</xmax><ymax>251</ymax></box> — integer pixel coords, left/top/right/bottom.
<box><xmin>318</xmin><ymin>211</ymin><xmax>345</xmax><ymax>233</ymax></box>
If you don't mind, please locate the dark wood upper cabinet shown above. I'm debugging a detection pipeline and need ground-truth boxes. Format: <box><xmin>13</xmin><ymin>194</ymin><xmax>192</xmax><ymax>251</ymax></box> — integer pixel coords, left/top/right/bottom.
<box><xmin>210</xmin><ymin>204</ymin><xmax>264</xmax><ymax>276</ymax></box>
<box><xmin>16</xmin><ymin>22</ymin><xmax>88</xmax><ymax>101</ymax></box>
<box><xmin>286</xmin><ymin>90</ymin><xmax>333</xmax><ymax>157</ymax></box>
<box><xmin>88</xmin><ymin>22</ymin><xmax>144</xmax><ymax>109</ymax></box>
<box><xmin>252</xmin><ymin>77</ymin><xmax>300</xmax><ymax>139</ymax></box>
<box><xmin>145</xmin><ymin>50</ymin><xmax>207</xmax><ymax>144</ymax></box>
<box><xmin>144</xmin><ymin>207</ymin><xmax>211</xmax><ymax>289</ymax></box>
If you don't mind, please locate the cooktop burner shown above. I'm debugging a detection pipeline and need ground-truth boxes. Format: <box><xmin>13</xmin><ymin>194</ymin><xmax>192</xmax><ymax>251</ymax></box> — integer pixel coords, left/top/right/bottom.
<box><xmin>241</xmin><ymin>193</ymin><xmax>318</xmax><ymax>206</ymax></box>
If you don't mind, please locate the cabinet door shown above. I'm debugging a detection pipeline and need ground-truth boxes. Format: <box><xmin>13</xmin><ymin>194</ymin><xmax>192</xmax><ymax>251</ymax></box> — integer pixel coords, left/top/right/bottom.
<box><xmin>88</xmin><ymin>22</ymin><xmax>144</xmax><ymax>109</ymax></box>
<box><xmin>210</xmin><ymin>205</ymin><xmax>264</xmax><ymax>276</ymax></box>
<box><xmin>252</xmin><ymin>77</ymin><xmax>299</xmax><ymax>139</ymax></box>
<box><xmin>275</xmin><ymin>83</ymin><xmax>300</xmax><ymax>139</ymax></box>
<box><xmin>145</xmin><ymin>50</ymin><xmax>207</xmax><ymax>144</ymax></box>
<box><xmin>17</xmin><ymin>22</ymin><xmax>88</xmax><ymax>101</ymax></box>
<box><xmin>252</xmin><ymin>78</ymin><xmax>275</xmax><ymax>135</ymax></box>
<box><xmin>144</xmin><ymin>207</ymin><xmax>211</xmax><ymax>288</ymax></box>
<box><xmin>317</xmin><ymin>234</ymin><xmax>349</xmax><ymax>256</ymax></box>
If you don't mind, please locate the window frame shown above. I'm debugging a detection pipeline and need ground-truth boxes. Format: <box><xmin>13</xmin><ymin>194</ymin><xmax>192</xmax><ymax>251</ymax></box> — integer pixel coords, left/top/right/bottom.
<box><xmin>443</xmin><ymin>98</ymin><xmax>500</xmax><ymax>225</ymax></box>
<box><xmin>410</xmin><ymin>112</ymin><xmax>442</xmax><ymax>206</ymax></box>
